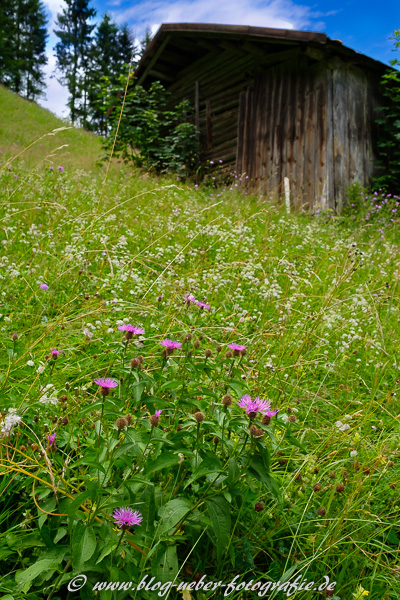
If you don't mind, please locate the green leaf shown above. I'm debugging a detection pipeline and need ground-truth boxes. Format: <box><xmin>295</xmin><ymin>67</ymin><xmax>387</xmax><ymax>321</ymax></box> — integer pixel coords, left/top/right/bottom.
<box><xmin>96</xmin><ymin>539</ymin><xmax>118</xmax><ymax>564</ymax></box>
<box><xmin>228</xmin><ymin>382</ymin><xmax>245</xmax><ymax>399</ymax></box>
<box><xmin>205</xmin><ymin>496</ymin><xmax>231</xmax><ymax>561</ymax></box>
<box><xmin>15</xmin><ymin>559</ymin><xmax>60</xmax><ymax>587</ymax></box>
<box><xmin>138</xmin><ymin>486</ymin><xmax>156</xmax><ymax>533</ymax></box>
<box><xmin>157</xmin><ymin>498</ymin><xmax>191</xmax><ymax>536</ymax></box>
<box><xmin>143</xmin><ymin>453</ymin><xmax>179</xmax><ymax>476</ymax></box>
<box><xmin>284</xmin><ymin>428</ymin><xmax>307</xmax><ymax>452</ymax></box>
<box><xmin>54</xmin><ymin>528</ymin><xmax>67</xmax><ymax>545</ymax></box>
<box><xmin>154</xmin><ymin>544</ymin><xmax>178</xmax><ymax>584</ymax></box>
<box><xmin>226</xmin><ymin>457</ymin><xmax>240</xmax><ymax>485</ymax></box>
<box><xmin>71</xmin><ymin>522</ymin><xmax>97</xmax><ymax>571</ymax></box>
<box><xmin>247</xmin><ymin>456</ymin><xmax>282</xmax><ymax>503</ymax></box>
<box><xmin>184</xmin><ymin>456</ymin><xmax>222</xmax><ymax>489</ymax></box>
<box><xmin>132</xmin><ymin>381</ymin><xmax>146</xmax><ymax>403</ymax></box>
<box><xmin>66</xmin><ymin>491</ymin><xmax>92</xmax><ymax>530</ymax></box>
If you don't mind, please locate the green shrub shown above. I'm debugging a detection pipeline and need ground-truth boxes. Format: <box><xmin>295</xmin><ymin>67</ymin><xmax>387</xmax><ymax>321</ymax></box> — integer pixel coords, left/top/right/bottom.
<box><xmin>373</xmin><ymin>30</ymin><xmax>400</xmax><ymax>191</ymax></box>
<box><xmin>101</xmin><ymin>77</ymin><xmax>199</xmax><ymax>177</ymax></box>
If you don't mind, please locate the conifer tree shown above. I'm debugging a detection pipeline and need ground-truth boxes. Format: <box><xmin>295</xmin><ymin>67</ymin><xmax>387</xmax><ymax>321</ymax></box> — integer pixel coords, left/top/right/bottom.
<box><xmin>0</xmin><ymin>0</ymin><xmax>17</xmax><ymax>87</ymax></box>
<box><xmin>21</xmin><ymin>0</ymin><xmax>48</xmax><ymax>99</ymax></box>
<box><xmin>87</xmin><ymin>15</ymin><xmax>134</xmax><ymax>134</ymax></box>
<box><xmin>138</xmin><ymin>27</ymin><xmax>153</xmax><ymax>59</ymax></box>
<box><xmin>54</xmin><ymin>0</ymin><xmax>96</xmax><ymax>125</ymax></box>
<box><xmin>0</xmin><ymin>0</ymin><xmax>47</xmax><ymax>99</ymax></box>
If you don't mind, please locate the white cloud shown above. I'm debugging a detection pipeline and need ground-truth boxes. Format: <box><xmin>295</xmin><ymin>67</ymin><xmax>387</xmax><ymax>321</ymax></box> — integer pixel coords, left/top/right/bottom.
<box><xmin>39</xmin><ymin>52</ymin><xmax>70</xmax><ymax>119</ymax></box>
<box><xmin>37</xmin><ymin>0</ymin><xmax>326</xmax><ymax>118</ymax></box>
<box><xmin>112</xmin><ymin>0</ymin><xmax>320</xmax><ymax>38</ymax></box>
<box><xmin>38</xmin><ymin>0</ymin><xmax>69</xmax><ymax>117</ymax></box>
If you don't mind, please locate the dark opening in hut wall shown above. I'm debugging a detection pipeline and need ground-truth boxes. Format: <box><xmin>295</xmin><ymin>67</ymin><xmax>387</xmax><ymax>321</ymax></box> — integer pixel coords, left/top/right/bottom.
<box><xmin>166</xmin><ymin>40</ymin><xmax>261</xmax><ymax>174</ymax></box>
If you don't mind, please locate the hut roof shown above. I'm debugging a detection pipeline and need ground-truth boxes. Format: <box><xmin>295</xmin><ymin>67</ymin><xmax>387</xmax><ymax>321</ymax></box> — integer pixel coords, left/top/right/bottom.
<box><xmin>134</xmin><ymin>23</ymin><xmax>388</xmax><ymax>86</ymax></box>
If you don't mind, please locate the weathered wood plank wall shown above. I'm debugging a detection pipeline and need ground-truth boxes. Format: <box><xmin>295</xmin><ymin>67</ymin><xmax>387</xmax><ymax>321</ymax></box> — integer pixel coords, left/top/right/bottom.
<box><xmin>236</xmin><ymin>56</ymin><xmax>380</xmax><ymax>210</ymax></box>
<box><xmin>236</xmin><ymin>57</ymin><xmax>328</xmax><ymax>208</ymax></box>
<box><xmin>147</xmin><ymin>31</ymin><xmax>383</xmax><ymax>210</ymax></box>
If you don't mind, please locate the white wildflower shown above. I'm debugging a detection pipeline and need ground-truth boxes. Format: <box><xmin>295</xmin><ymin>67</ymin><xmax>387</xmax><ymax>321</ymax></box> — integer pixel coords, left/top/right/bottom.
<box><xmin>84</xmin><ymin>327</ymin><xmax>93</xmax><ymax>338</ymax></box>
<box><xmin>1</xmin><ymin>408</ymin><xmax>22</xmax><ymax>437</ymax></box>
<box><xmin>39</xmin><ymin>384</ymin><xmax>59</xmax><ymax>406</ymax></box>
<box><xmin>335</xmin><ymin>421</ymin><xmax>351</xmax><ymax>431</ymax></box>
<box><xmin>350</xmin><ymin>450</ymin><xmax>358</xmax><ymax>458</ymax></box>
<box><xmin>27</xmin><ymin>360</ymin><xmax>34</xmax><ymax>367</ymax></box>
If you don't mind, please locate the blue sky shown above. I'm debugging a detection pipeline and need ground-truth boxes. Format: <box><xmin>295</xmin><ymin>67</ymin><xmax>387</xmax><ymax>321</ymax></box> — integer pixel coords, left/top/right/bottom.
<box><xmin>40</xmin><ymin>0</ymin><xmax>400</xmax><ymax>117</ymax></box>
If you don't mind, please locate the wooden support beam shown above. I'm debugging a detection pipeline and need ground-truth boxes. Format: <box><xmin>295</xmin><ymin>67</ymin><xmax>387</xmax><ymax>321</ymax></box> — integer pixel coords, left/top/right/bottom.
<box><xmin>137</xmin><ymin>35</ymin><xmax>171</xmax><ymax>85</ymax></box>
<box><xmin>195</xmin><ymin>81</ymin><xmax>200</xmax><ymax>134</ymax></box>
<box><xmin>148</xmin><ymin>68</ymin><xmax>175</xmax><ymax>82</ymax></box>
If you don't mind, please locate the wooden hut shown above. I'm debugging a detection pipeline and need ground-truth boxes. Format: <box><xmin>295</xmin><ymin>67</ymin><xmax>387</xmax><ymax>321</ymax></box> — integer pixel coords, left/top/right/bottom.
<box><xmin>134</xmin><ymin>23</ymin><xmax>388</xmax><ymax>210</ymax></box>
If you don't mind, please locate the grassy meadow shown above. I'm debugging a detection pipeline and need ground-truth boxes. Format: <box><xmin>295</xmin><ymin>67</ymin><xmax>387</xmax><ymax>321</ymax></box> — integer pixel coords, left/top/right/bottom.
<box><xmin>0</xmin><ymin>84</ymin><xmax>399</xmax><ymax>600</ymax></box>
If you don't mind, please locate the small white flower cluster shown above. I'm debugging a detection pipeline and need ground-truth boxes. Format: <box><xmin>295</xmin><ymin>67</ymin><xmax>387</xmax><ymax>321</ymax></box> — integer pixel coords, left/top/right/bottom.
<box><xmin>335</xmin><ymin>420</ymin><xmax>350</xmax><ymax>432</ymax></box>
<box><xmin>0</xmin><ymin>408</ymin><xmax>22</xmax><ymax>437</ymax></box>
<box><xmin>39</xmin><ymin>384</ymin><xmax>59</xmax><ymax>406</ymax></box>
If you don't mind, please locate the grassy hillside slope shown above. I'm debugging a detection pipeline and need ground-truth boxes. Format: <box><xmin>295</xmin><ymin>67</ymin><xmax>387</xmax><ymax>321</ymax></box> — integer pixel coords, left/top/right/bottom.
<box><xmin>0</xmin><ymin>86</ymin><xmax>399</xmax><ymax>600</ymax></box>
<box><xmin>0</xmin><ymin>84</ymin><xmax>101</xmax><ymax>170</ymax></box>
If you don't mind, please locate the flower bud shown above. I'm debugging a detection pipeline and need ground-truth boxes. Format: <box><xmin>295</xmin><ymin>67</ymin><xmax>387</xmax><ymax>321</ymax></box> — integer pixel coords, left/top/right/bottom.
<box><xmin>222</xmin><ymin>394</ymin><xmax>232</xmax><ymax>406</ymax></box>
<box><xmin>313</xmin><ymin>483</ymin><xmax>321</xmax><ymax>492</ymax></box>
<box><xmin>115</xmin><ymin>417</ymin><xmax>128</xmax><ymax>430</ymax></box>
<box><xmin>317</xmin><ymin>507</ymin><xmax>326</xmax><ymax>516</ymax></box>
<box><xmin>194</xmin><ymin>411</ymin><xmax>205</xmax><ymax>422</ymax></box>
<box><xmin>130</xmin><ymin>357</ymin><xmax>140</xmax><ymax>369</ymax></box>
<box><xmin>249</xmin><ymin>425</ymin><xmax>263</xmax><ymax>437</ymax></box>
<box><xmin>205</xmin><ymin>349</ymin><xmax>213</xmax><ymax>358</ymax></box>
<box><xmin>254</xmin><ymin>502</ymin><xmax>264</xmax><ymax>512</ymax></box>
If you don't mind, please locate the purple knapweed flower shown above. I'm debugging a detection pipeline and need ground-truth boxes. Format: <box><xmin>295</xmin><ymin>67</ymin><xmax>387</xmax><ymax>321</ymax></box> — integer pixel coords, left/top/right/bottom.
<box><xmin>50</xmin><ymin>348</ymin><xmax>61</xmax><ymax>359</ymax></box>
<box><xmin>228</xmin><ymin>343</ymin><xmax>246</xmax><ymax>352</ymax></box>
<box><xmin>46</xmin><ymin>432</ymin><xmax>56</xmax><ymax>450</ymax></box>
<box><xmin>118</xmin><ymin>324</ymin><xmax>144</xmax><ymax>334</ymax></box>
<box><xmin>195</xmin><ymin>300</ymin><xmax>211</xmax><ymax>310</ymax></box>
<box><xmin>39</xmin><ymin>283</ymin><xmax>49</xmax><ymax>290</ymax></box>
<box><xmin>228</xmin><ymin>343</ymin><xmax>247</xmax><ymax>356</ymax></box>
<box><xmin>57</xmin><ymin>166</ymin><xmax>64</xmax><ymax>172</ymax></box>
<box><xmin>95</xmin><ymin>377</ymin><xmax>118</xmax><ymax>388</ymax></box>
<box><xmin>149</xmin><ymin>409</ymin><xmax>162</xmax><ymax>427</ymax></box>
<box><xmin>118</xmin><ymin>324</ymin><xmax>144</xmax><ymax>340</ymax></box>
<box><xmin>184</xmin><ymin>294</ymin><xmax>197</xmax><ymax>304</ymax></box>
<box><xmin>49</xmin><ymin>166</ymin><xmax>54</xmax><ymax>171</ymax></box>
<box><xmin>94</xmin><ymin>377</ymin><xmax>118</xmax><ymax>396</ymax></box>
<box><xmin>237</xmin><ymin>394</ymin><xmax>277</xmax><ymax>418</ymax></box>
<box><xmin>112</xmin><ymin>507</ymin><xmax>142</xmax><ymax>530</ymax></box>
<box><xmin>160</xmin><ymin>339</ymin><xmax>182</xmax><ymax>349</ymax></box>
<box><xmin>160</xmin><ymin>338</ymin><xmax>182</xmax><ymax>357</ymax></box>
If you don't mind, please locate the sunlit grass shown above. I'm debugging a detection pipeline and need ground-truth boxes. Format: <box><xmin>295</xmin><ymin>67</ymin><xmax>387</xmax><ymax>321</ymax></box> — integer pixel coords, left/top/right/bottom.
<box><xmin>0</xmin><ymin>90</ymin><xmax>399</xmax><ymax>600</ymax></box>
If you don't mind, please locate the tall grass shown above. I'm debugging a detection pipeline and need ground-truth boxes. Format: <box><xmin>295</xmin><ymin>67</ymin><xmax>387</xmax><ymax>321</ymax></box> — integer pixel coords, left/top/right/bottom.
<box><xmin>0</xmin><ymin>86</ymin><xmax>399</xmax><ymax>600</ymax></box>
